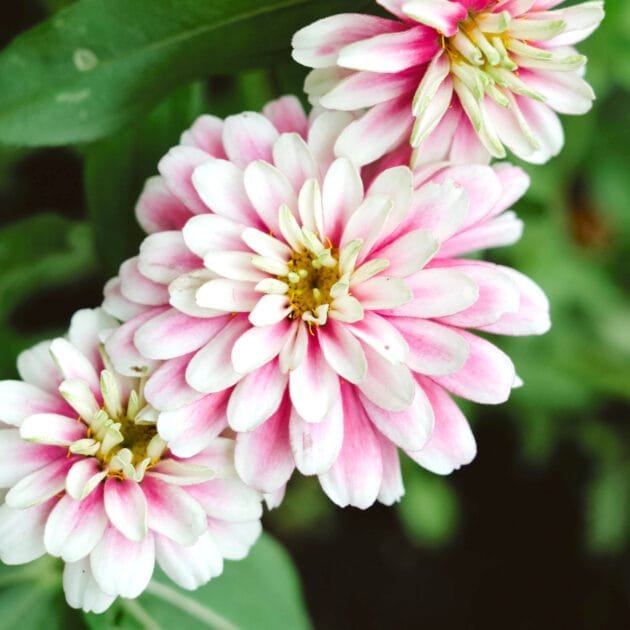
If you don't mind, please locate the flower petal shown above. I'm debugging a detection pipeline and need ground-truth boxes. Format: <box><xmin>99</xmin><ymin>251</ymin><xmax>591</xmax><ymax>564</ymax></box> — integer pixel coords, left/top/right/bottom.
<box><xmin>243</xmin><ymin>161</ymin><xmax>297</xmax><ymax>233</ymax></box>
<box><xmin>222</xmin><ymin>112</ymin><xmax>279</xmax><ymax>168</ymax></box>
<box><xmin>0</xmin><ymin>381</ymin><xmax>66</xmax><ymax>427</ymax></box>
<box><xmin>142</xmin><ymin>476</ymin><xmax>207</xmax><ymax>546</ymax></box>
<box><xmin>156</xmin><ymin>532</ymin><xmax>223</xmax><ymax>590</ymax></box>
<box><xmin>361</xmin><ymin>381</ymin><xmax>434</xmax><ymax>451</ymax></box>
<box><xmin>289</xmin><ymin>334</ymin><xmax>340</xmax><ymax>423</ymax></box>
<box><xmin>68</xmin><ymin>308</ymin><xmax>117</xmax><ymax>369</ymax></box>
<box><xmin>192</xmin><ymin>159</ymin><xmax>259</xmax><ymax>226</ymax></box>
<box><xmin>335</xmin><ymin>96</ymin><xmax>414</xmax><ymax>166</ymax></box>
<box><xmin>135</xmin><ymin>308</ymin><xmax>226</xmax><ymax>360</ymax></box>
<box><xmin>318</xmin><ymin>321</ymin><xmax>367</xmax><ymax>384</ymax></box>
<box><xmin>391</xmin><ymin>317</ymin><xmax>469</xmax><ymax>376</ymax></box>
<box><xmin>119</xmin><ymin>257</ymin><xmax>169</xmax><ymax>306</ymax></box>
<box><xmin>263</xmin><ymin>96</ymin><xmax>308</xmax><ymax>135</ymax></box>
<box><xmin>157</xmin><ymin>391</ymin><xmax>230</xmax><ymax>458</ymax></box>
<box><xmin>234</xmin><ymin>396</ymin><xmax>294</xmax><ymax>493</ymax></box>
<box><xmin>185</xmin><ymin>478</ymin><xmax>263</xmax><ymax>522</ymax></box>
<box><xmin>105</xmin><ymin>308</ymin><xmax>164</xmax><ymax>378</ymax></box>
<box><xmin>377</xmin><ymin>439</ymin><xmax>404</xmax><ymax>506</ymax></box>
<box><xmin>144</xmin><ymin>353</ymin><xmax>205</xmax><ymax>412</ymax></box>
<box><xmin>6</xmin><ymin>456</ymin><xmax>75</xmax><ymax>509</ymax></box>
<box><xmin>292</xmin><ymin>13</ymin><xmax>402</xmax><ymax>68</ymax></box>
<box><xmin>322</xmin><ymin>157</ymin><xmax>364</xmax><ymax>243</ymax></box>
<box><xmin>135</xmin><ymin>175</ymin><xmax>194</xmax><ymax>234</ymax></box>
<box><xmin>0</xmin><ymin>429</ymin><xmax>60</xmax><ymax>487</ymax></box>
<box><xmin>231</xmin><ymin>320</ymin><xmax>294</xmax><ymax>375</ymax></box>
<box><xmin>392</xmin><ymin>269</ymin><xmax>478</xmax><ymax>318</ymax></box>
<box><xmin>66</xmin><ymin>458</ymin><xmax>107</xmax><ymax>501</ymax></box>
<box><xmin>338</xmin><ymin>25</ymin><xmax>438</xmax><ymax>72</ymax></box>
<box><xmin>138</xmin><ymin>231</ymin><xmax>199</xmax><ymax>285</ymax></box>
<box><xmin>228</xmin><ymin>360</ymin><xmax>288</xmax><ymax>432</ymax></box>
<box><xmin>318</xmin><ymin>384</ymin><xmax>383</xmax><ymax>509</ymax></box>
<box><xmin>180</xmin><ymin>114</ymin><xmax>226</xmax><ymax>156</ymax></box>
<box><xmin>90</xmin><ymin>526</ymin><xmax>155</xmax><ymax>598</ymax></box>
<box><xmin>436</xmin><ymin>261</ymin><xmax>521</xmax><ymax>328</ymax></box>
<box><xmin>206</xmin><ymin>518</ymin><xmax>261</xmax><ymax>561</ymax></box>
<box><xmin>186</xmin><ymin>316</ymin><xmax>250</xmax><ymax>393</ymax></box>
<box><xmin>195</xmin><ymin>279</ymin><xmax>259</xmax><ymax>313</ymax></box>
<box><xmin>49</xmin><ymin>338</ymin><xmax>100</xmax><ymax>395</ymax></box>
<box><xmin>290</xmin><ymin>398</ymin><xmax>344</xmax><ymax>475</ymax></box>
<box><xmin>352</xmin><ymin>276</ymin><xmax>412</xmax><ymax>310</ymax></box>
<box><xmin>0</xmin><ymin>501</ymin><xmax>55</xmax><ymax>565</ymax></box>
<box><xmin>347</xmin><ymin>312</ymin><xmax>408</xmax><ymax>364</ymax></box>
<box><xmin>16</xmin><ymin>340</ymin><xmax>59</xmax><ymax>394</ymax></box>
<box><xmin>478</xmin><ymin>266</ymin><xmax>551</xmax><ymax>336</ymax></box>
<box><xmin>19</xmin><ymin>413</ymin><xmax>84</xmax><ymax>447</ymax></box>
<box><xmin>158</xmin><ymin>146</ymin><xmax>210</xmax><ymax>213</ymax></box>
<box><xmin>407</xmin><ymin>377</ymin><xmax>476</xmax><ymax>474</ymax></box>
<box><xmin>402</xmin><ymin>0</ymin><xmax>468</xmax><ymax>36</ymax></box>
<box><xmin>44</xmin><ymin>486</ymin><xmax>107</xmax><ymax>562</ymax></box>
<box><xmin>356</xmin><ymin>345</ymin><xmax>415</xmax><ymax>412</ymax></box>
<box><xmin>63</xmin><ymin>558</ymin><xmax>116</xmax><ymax>614</ymax></box>
<box><xmin>104</xmin><ymin>478</ymin><xmax>148</xmax><ymax>542</ymax></box>
<box><xmin>182</xmin><ymin>214</ymin><xmax>245</xmax><ymax>259</ymax></box>
<box><xmin>432</xmin><ymin>330</ymin><xmax>515</xmax><ymax>404</ymax></box>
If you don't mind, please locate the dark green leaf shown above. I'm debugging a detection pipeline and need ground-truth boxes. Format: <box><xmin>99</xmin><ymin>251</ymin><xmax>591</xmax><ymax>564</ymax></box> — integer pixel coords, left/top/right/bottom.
<box><xmin>398</xmin><ymin>461</ymin><xmax>459</xmax><ymax>548</ymax></box>
<box><xmin>0</xmin><ymin>0</ymin><xmax>369</xmax><ymax>146</ymax></box>
<box><xmin>0</xmin><ymin>213</ymin><xmax>97</xmax><ymax>376</ymax></box>
<box><xmin>585</xmin><ymin>462</ymin><xmax>630</xmax><ymax>555</ymax></box>
<box><xmin>84</xmin><ymin>81</ymin><xmax>206</xmax><ymax>273</ymax></box>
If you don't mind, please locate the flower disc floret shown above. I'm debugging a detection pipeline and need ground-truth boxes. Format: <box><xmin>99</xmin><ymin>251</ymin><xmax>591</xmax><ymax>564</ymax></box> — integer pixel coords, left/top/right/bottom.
<box><xmin>63</xmin><ymin>367</ymin><xmax>165</xmax><ymax>482</ymax></box>
<box><xmin>281</xmin><ymin>244</ymin><xmax>341</xmax><ymax>322</ymax></box>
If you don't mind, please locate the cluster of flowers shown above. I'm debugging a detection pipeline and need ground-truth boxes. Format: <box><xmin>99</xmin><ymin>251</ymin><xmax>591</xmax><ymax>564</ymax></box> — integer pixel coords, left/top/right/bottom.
<box><xmin>0</xmin><ymin>0</ymin><xmax>602</xmax><ymax>614</ymax></box>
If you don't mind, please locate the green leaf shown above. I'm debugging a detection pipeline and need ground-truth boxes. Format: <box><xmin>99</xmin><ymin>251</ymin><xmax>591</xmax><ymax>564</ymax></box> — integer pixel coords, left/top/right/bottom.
<box><xmin>0</xmin><ymin>557</ymin><xmax>84</xmax><ymax>630</ymax></box>
<box><xmin>84</xmin><ymin>81</ymin><xmax>206</xmax><ymax>273</ymax></box>
<box><xmin>0</xmin><ymin>213</ymin><xmax>97</xmax><ymax>376</ymax></box>
<box><xmin>0</xmin><ymin>0</ymin><xmax>369</xmax><ymax>146</ymax></box>
<box><xmin>585</xmin><ymin>462</ymin><xmax>630</xmax><ymax>555</ymax></box>
<box><xmin>397</xmin><ymin>461</ymin><xmax>460</xmax><ymax>548</ymax></box>
<box><xmin>85</xmin><ymin>534</ymin><xmax>311</xmax><ymax>630</ymax></box>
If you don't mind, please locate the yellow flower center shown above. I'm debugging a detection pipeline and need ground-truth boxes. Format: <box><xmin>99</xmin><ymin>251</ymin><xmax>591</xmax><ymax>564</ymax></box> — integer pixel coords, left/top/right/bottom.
<box><xmin>64</xmin><ymin>369</ymin><xmax>167</xmax><ymax>482</ymax></box>
<box><xmin>283</xmin><ymin>249</ymin><xmax>340</xmax><ymax>321</ymax></box>
<box><xmin>103</xmin><ymin>414</ymin><xmax>158</xmax><ymax>467</ymax></box>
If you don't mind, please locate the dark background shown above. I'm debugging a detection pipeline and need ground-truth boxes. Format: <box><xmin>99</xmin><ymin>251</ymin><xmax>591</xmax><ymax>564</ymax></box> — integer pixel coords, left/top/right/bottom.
<box><xmin>1</xmin><ymin>1</ymin><xmax>629</xmax><ymax>628</ymax></box>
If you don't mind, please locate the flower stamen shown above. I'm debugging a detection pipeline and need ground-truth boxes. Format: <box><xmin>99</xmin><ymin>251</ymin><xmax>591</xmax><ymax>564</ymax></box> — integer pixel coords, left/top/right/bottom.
<box><xmin>281</xmin><ymin>247</ymin><xmax>340</xmax><ymax>322</ymax></box>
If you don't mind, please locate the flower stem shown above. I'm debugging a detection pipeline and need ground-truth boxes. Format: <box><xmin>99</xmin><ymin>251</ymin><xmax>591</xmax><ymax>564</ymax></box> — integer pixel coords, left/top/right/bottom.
<box><xmin>121</xmin><ymin>598</ymin><xmax>163</xmax><ymax>630</ymax></box>
<box><xmin>146</xmin><ymin>580</ymin><xmax>238</xmax><ymax>630</ymax></box>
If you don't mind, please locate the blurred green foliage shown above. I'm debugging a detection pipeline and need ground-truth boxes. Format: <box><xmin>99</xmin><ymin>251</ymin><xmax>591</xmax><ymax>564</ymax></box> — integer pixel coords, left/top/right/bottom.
<box><xmin>84</xmin><ymin>535</ymin><xmax>311</xmax><ymax>630</ymax></box>
<box><xmin>0</xmin><ymin>0</ymin><xmax>628</xmax><ymax>625</ymax></box>
<box><xmin>0</xmin><ymin>535</ymin><xmax>310</xmax><ymax>630</ymax></box>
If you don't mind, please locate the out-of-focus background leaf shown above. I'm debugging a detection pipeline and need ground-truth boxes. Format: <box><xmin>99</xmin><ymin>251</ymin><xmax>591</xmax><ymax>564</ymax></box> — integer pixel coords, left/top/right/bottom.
<box><xmin>0</xmin><ymin>0</ymin><xmax>628</xmax><ymax>627</ymax></box>
<box><xmin>84</xmin><ymin>534</ymin><xmax>311</xmax><ymax>630</ymax></box>
<box><xmin>0</xmin><ymin>0</ymin><xmax>368</xmax><ymax>146</ymax></box>
<box><xmin>0</xmin><ymin>557</ymin><xmax>69</xmax><ymax>630</ymax></box>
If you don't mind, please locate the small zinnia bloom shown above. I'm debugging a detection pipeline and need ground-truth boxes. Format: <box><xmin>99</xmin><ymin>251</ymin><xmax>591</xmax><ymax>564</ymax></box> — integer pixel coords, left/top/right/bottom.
<box><xmin>292</xmin><ymin>0</ymin><xmax>604</xmax><ymax>165</ymax></box>
<box><xmin>104</xmin><ymin>103</ymin><xmax>549</xmax><ymax>509</ymax></box>
<box><xmin>0</xmin><ymin>309</ymin><xmax>262</xmax><ymax>613</ymax></box>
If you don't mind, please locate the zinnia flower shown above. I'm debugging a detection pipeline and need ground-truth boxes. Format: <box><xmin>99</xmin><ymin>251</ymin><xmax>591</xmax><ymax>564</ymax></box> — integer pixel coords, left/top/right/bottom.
<box><xmin>0</xmin><ymin>309</ymin><xmax>263</xmax><ymax>613</ymax></box>
<box><xmin>292</xmin><ymin>0</ymin><xmax>604</xmax><ymax>165</ymax></box>
<box><xmin>103</xmin><ymin>102</ymin><xmax>550</xmax><ymax>509</ymax></box>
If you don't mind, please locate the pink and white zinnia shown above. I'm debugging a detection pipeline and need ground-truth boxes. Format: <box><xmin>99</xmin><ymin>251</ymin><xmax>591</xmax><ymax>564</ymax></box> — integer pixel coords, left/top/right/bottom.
<box><xmin>0</xmin><ymin>309</ymin><xmax>262</xmax><ymax>613</ymax></box>
<box><xmin>292</xmin><ymin>0</ymin><xmax>604</xmax><ymax>165</ymax></box>
<box><xmin>104</xmin><ymin>103</ymin><xmax>550</xmax><ymax>510</ymax></box>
